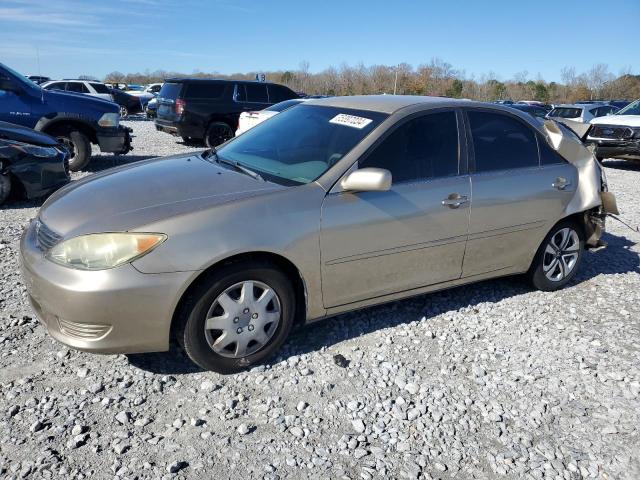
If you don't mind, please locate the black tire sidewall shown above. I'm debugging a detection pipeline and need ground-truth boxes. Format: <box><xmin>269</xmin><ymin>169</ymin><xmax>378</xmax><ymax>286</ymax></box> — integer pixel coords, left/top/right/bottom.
<box><xmin>530</xmin><ymin>220</ymin><xmax>585</xmax><ymax>291</ymax></box>
<box><xmin>204</xmin><ymin>122</ymin><xmax>233</xmax><ymax>148</ymax></box>
<box><xmin>61</xmin><ymin>130</ymin><xmax>91</xmax><ymax>172</ymax></box>
<box><xmin>0</xmin><ymin>174</ymin><xmax>11</xmax><ymax>205</ymax></box>
<box><xmin>180</xmin><ymin>264</ymin><xmax>295</xmax><ymax>373</ymax></box>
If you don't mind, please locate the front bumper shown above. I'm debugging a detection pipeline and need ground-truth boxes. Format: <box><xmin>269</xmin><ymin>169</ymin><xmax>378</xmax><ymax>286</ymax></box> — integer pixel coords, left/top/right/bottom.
<box><xmin>96</xmin><ymin>125</ymin><xmax>133</xmax><ymax>155</ymax></box>
<box><xmin>20</xmin><ymin>221</ymin><xmax>193</xmax><ymax>354</ymax></box>
<box><xmin>5</xmin><ymin>149</ymin><xmax>70</xmax><ymax>200</ymax></box>
<box><xmin>587</xmin><ymin>138</ymin><xmax>640</xmax><ymax>160</ymax></box>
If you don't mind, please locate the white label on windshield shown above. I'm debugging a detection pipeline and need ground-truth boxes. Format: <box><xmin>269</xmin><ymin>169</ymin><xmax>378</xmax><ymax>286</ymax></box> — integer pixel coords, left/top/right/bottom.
<box><xmin>329</xmin><ymin>113</ymin><xmax>373</xmax><ymax>129</ymax></box>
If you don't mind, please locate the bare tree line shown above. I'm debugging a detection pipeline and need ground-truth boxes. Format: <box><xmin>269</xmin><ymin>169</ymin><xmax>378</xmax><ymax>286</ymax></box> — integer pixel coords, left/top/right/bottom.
<box><xmin>103</xmin><ymin>59</ymin><xmax>640</xmax><ymax>102</ymax></box>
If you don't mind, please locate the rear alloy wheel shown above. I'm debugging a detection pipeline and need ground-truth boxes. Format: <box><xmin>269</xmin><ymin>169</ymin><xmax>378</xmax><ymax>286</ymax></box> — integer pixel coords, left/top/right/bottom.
<box><xmin>0</xmin><ymin>174</ymin><xmax>11</xmax><ymax>205</ymax></box>
<box><xmin>177</xmin><ymin>262</ymin><xmax>295</xmax><ymax>373</ymax></box>
<box><xmin>529</xmin><ymin>221</ymin><xmax>584</xmax><ymax>291</ymax></box>
<box><xmin>204</xmin><ymin>122</ymin><xmax>234</xmax><ymax>148</ymax></box>
<box><xmin>56</xmin><ymin>129</ymin><xmax>91</xmax><ymax>172</ymax></box>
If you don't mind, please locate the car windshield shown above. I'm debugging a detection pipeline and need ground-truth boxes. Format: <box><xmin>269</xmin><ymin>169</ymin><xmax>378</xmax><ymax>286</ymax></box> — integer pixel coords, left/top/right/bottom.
<box><xmin>0</xmin><ymin>63</ymin><xmax>41</xmax><ymax>93</ymax></box>
<box><xmin>216</xmin><ymin>105</ymin><xmax>388</xmax><ymax>186</ymax></box>
<box><xmin>549</xmin><ymin>107</ymin><xmax>582</xmax><ymax>119</ymax></box>
<box><xmin>616</xmin><ymin>99</ymin><xmax>640</xmax><ymax>115</ymax></box>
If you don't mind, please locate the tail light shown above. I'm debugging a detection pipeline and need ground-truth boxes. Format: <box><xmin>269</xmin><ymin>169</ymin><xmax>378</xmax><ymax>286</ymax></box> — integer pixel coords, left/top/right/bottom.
<box><xmin>175</xmin><ymin>98</ymin><xmax>186</xmax><ymax>115</ymax></box>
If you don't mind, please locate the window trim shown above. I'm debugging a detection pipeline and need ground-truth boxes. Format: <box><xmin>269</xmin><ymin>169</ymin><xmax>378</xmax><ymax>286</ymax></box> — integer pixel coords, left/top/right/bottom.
<box><xmin>352</xmin><ymin>107</ymin><xmax>467</xmax><ymax>188</ymax></box>
<box><xmin>462</xmin><ymin>107</ymin><xmax>544</xmax><ymax>175</ymax></box>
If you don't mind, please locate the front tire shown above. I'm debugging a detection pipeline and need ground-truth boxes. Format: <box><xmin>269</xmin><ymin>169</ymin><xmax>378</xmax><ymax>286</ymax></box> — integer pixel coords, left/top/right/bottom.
<box><xmin>176</xmin><ymin>262</ymin><xmax>296</xmax><ymax>373</ymax></box>
<box><xmin>56</xmin><ymin>129</ymin><xmax>91</xmax><ymax>171</ymax></box>
<box><xmin>529</xmin><ymin>220</ymin><xmax>584</xmax><ymax>291</ymax></box>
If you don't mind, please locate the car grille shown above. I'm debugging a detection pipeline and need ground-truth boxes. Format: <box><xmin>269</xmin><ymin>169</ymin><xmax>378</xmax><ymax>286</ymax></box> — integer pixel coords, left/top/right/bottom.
<box><xmin>589</xmin><ymin>125</ymin><xmax>635</xmax><ymax>140</ymax></box>
<box><xmin>35</xmin><ymin>220</ymin><xmax>62</xmax><ymax>251</ymax></box>
<box><xmin>58</xmin><ymin>318</ymin><xmax>112</xmax><ymax>340</ymax></box>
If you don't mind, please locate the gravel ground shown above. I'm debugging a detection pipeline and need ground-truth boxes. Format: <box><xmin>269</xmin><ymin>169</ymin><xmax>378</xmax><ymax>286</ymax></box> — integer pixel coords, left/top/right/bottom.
<box><xmin>0</xmin><ymin>118</ymin><xmax>639</xmax><ymax>480</ymax></box>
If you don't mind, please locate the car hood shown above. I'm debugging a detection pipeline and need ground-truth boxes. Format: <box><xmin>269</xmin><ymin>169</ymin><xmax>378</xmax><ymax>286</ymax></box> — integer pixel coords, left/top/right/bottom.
<box><xmin>43</xmin><ymin>89</ymin><xmax>118</xmax><ymax>112</ymax></box>
<box><xmin>0</xmin><ymin>121</ymin><xmax>58</xmax><ymax>146</ymax></box>
<box><xmin>39</xmin><ymin>153</ymin><xmax>284</xmax><ymax>237</ymax></box>
<box><xmin>590</xmin><ymin>115</ymin><xmax>640</xmax><ymax>127</ymax></box>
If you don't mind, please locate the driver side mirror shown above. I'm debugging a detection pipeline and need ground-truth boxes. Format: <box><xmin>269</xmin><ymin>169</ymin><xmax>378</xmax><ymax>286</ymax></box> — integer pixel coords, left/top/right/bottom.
<box><xmin>341</xmin><ymin>168</ymin><xmax>392</xmax><ymax>192</ymax></box>
<box><xmin>0</xmin><ymin>78</ymin><xmax>20</xmax><ymax>93</ymax></box>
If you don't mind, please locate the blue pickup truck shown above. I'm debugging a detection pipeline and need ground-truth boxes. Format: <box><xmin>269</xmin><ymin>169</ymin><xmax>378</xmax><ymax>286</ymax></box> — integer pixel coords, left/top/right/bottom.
<box><xmin>0</xmin><ymin>63</ymin><xmax>131</xmax><ymax>171</ymax></box>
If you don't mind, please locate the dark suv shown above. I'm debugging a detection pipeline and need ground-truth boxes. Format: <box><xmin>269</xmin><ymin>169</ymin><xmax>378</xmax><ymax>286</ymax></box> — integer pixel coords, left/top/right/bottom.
<box><xmin>155</xmin><ymin>79</ymin><xmax>298</xmax><ymax>147</ymax></box>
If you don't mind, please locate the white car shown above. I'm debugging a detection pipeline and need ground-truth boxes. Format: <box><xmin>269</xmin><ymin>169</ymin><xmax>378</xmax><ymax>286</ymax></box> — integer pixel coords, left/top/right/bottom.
<box><xmin>587</xmin><ymin>99</ymin><xmax>640</xmax><ymax>161</ymax></box>
<box><xmin>41</xmin><ymin>80</ymin><xmax>114</xmax><ymax>102</ymax></box>
<box><xmin>548</xmin><ymin>103</ymin><xmax>618</xmax><ymax>123</ymax></box>
<box><xmin>236</xmin><ymin>99</ymin><xmax>307</xmax><ymax>135</ymax></box>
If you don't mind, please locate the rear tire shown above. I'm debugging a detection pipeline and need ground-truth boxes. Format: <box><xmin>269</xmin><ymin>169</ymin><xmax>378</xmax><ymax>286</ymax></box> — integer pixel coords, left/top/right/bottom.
<box><xmin>204</xmin><ymin>122</ymin><xmax>234</xmax><ymax>148</ymax></box>
<box><xmin>528</xmin><ymin>220</ymin><xmax>585</xmax><ymax>291</ymax></box>
<box><xmin>176</xmin><ymin>261</ymin><xmax>296</xmax><ymax>373</ymax></box>
<box><xmin>56</xmin><ymin>129</ymin><xmax>91</xmax><ymax>172</ymax></box>
<box><xmin>0</xmin><ymin>174</ymin><xmax>11</xmax><ymax>205</ymax></box>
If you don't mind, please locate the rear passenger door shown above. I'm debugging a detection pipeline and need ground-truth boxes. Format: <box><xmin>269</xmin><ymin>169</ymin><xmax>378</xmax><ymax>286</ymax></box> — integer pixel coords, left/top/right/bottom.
<box><xmin>462</xmin><ymin>109</ymin><xmax>578</xmax><ymax>277</ymax></box>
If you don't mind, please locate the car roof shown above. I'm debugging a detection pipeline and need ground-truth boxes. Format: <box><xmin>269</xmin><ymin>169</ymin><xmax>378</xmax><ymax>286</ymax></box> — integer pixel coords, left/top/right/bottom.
<box><xmin>552</xmin><ymin>104</ymin><xmax>586</xmax><ymax>109</ymax></box>
<box><xmin>303</xmin><ymin>95</ymin><xmax>478</xmax><ymax>114</ymax></box>
<box><xmin>164</xmin><ymin>78</ymin><xmax>284</xmax><ymax>87</ymax></box>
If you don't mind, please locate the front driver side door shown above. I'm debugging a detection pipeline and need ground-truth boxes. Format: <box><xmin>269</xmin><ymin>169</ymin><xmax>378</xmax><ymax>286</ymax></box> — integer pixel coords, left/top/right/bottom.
<box><xmin>0</xmin><ymin>71</ymin><xmax>32</xmax><ymax>127</ymax></box>
<box><xmin>320</xmin><ymin>109</ymin><xmax>471</xmax><ymax>308</ymax></box>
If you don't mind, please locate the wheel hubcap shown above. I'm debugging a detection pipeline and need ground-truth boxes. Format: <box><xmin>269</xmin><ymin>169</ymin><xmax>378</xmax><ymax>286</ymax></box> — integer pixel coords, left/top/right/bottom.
<box><xmin>543</xmin><ymin>228</ymin><xmax>579</xmax><ymax>282</ymax></box>
<box><xmin>57</xmin><ymin>137</ymin><xmax>75</xmax><ymax>160</ymax></box>
<box><xmin>204</xmin><ymin>280</ymin><xmax>281</xmax><ymax>358</ymax></box>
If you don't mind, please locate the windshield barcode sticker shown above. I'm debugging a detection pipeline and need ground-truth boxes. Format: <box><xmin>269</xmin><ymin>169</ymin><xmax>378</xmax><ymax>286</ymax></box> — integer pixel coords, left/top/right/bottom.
<box><xmin>329</xmin><ymin>113</ymin><xmax>373</xmax><ymax>129</ymax></box>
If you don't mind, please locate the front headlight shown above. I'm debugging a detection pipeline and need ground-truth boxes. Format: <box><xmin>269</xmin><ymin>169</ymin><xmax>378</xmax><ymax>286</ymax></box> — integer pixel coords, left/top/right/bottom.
<box><xmin>0</xmin><ymin>139</ymin><xmax>58</xmax><ymax>158</ymax></box>
<box><xmin>98</xmin><ymin>112</ymin><xmax>120</xmax><ymax>128</ymax></box>
<box><xmin>47</xmin><ymin>233</ymin><xmax>166</xmax><ymax>270</ymax></box>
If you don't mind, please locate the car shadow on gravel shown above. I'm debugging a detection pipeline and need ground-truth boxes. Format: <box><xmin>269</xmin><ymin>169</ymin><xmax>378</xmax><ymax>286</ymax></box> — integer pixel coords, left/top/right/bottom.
<box><xmin>127</xmin><ymin>232</ymin><xmax>638</xmax><ymax>376</ymax></box>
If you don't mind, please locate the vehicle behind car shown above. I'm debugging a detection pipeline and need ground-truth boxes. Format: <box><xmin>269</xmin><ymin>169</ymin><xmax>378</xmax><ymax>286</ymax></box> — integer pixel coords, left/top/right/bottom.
<box><xmin>155</xmin><ymin>79</ymin><xmax>298</xmax><ymax>147</ymax></box>
<box><xmin>42</xmin><ymin>80</ymin><xmax>114</xmax><ymax>102</ymax></box>
<box><xmin>507</xmin><ymin>103</ymin><xmax>549</xmax><ymax>119</ymax></box>
<box><xmin>0</xmin><ymin>121</ymin><xmax>69</xmax><ymax>205</ymax></box>
<box><xmin>108</xmin><ymin>88</ymin><xmax>143</xmax><ymax>117</ymax></box>
<box><xmin>236</xmin><ymin>98</ymin><xmax>308</xmax><ymax>135</ymax></box>
<box><xmin>587</xmin><ymin>99</ymin><xmax>640</xmax><ymax>161</ymax></box>
<box><xmin>0</xmin><ymin>63</ymin><xmax>132</xmax><ymax>171</ymax></box>
<box><xmin>548</xmin><ymin>103</ymin><xmax>618</xmax><ymax>123</ymax></box>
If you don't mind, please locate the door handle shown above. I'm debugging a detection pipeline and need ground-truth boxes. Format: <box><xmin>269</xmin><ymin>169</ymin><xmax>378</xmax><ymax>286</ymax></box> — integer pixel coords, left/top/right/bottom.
<box><xmin>552</xmin><ymin>177</ymin><xmax>571</xmax><ymax>190</ymax></box>
<box><xmin>442</xmin><ymin>194</ymin><xmax>469</xmax><ymax>209</ymax></box>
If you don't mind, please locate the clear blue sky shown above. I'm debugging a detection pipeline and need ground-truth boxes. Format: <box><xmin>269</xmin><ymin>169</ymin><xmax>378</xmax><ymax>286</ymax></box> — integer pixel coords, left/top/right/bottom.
<box><xmin>1</xmin><ymin>0</ymin><xmax>638</xmax><ymax>82</ymax></box>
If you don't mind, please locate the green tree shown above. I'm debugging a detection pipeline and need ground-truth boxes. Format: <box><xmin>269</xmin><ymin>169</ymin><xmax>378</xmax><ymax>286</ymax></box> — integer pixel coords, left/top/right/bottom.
<box><xmin>445</xmin><ymin>79</ymin><xmax>463</xmax><ymax>98</ymax></box>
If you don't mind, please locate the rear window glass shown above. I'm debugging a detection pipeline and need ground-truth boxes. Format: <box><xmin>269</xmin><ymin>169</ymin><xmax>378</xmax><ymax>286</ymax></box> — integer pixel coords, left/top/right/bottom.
<box><xmin>184</xmin><ymin>83</ymin><xmax>225</xmax><ymax>99</ymax></box>
<box><xmin>268</xmin><ymin>85</ymin><xmax>296</xmax><ymax>103</ymax></box>
<box><xmin>265</xmin><ymin>99</ymin><xmax>304</xmax><ymax>112</ymax></box>
<box><xmin>90</xmin><ymin>82</ymin><xmax>110</xmax><ymax>94</ymax></box>
<box><xmin>549</xmin><ymin>108</ymin><xmax>582</xmax><ymax>119</ymax></box>
<box><xmin>158</xmin><ymin>82</ymin><xmax>182</xmax><ymax>100</ymax></box>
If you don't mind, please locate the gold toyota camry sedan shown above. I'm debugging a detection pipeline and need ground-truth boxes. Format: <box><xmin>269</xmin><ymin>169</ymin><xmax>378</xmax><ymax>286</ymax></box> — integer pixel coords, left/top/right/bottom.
<box><xmin>20</xmin><ymin>96</ymin><xmax>617</xmax><ymax>373</ymax></box>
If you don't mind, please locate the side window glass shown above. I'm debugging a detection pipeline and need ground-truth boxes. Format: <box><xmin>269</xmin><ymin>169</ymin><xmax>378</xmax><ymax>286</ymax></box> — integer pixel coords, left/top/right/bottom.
<box><xmin>47</xmin><ymin>82</ymin><xmax>65</xmax><ymax>91</ymax></box>
<box><xmin>363</xmin><ymin>111</ymin><xmax>459</xmax><ymax>184</ymax></box>
<box><xmin>245</xmin><ymin>83</ymin><xmax>269</xmax><ymax>103</ymax></box>
<box><xmin>268</xmin><ymin>85</ymin><xmax>295</xmax><ymax>103</ymax></box>
<box><xmin>468</xmin><ymin>111</ymin><xmax>539</xmax><ymax>172</ymax></box>
<box><xmin>538</xmin><ymin>135</ymin><xmax>567</xmax><ymax>165</ymax></box>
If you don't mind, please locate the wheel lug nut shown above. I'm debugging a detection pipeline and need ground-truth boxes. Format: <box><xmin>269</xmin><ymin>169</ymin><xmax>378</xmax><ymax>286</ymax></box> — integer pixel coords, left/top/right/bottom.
<box><xmin>243</xmin><ymin>308</ymin><xmax>249</xmax><ymax>314</ymax></box>
<box><xmin>237</xmin><ymin>327</ymin><xmax>243</xmax><ymax>334</ymax></box>
<box><xmin>252</xmin><ymin>313</ymin><xmax>258</xmax><ymax>319</ymax></box>
<box><xmin>233</xmin><ymin>317</ymin><xmax>239</xmax><ymax>323</ymax></box>
<box><xmin>248</xmin><ymin>325</ymin><xmax>254</xmax><ymax>331</ymax></box>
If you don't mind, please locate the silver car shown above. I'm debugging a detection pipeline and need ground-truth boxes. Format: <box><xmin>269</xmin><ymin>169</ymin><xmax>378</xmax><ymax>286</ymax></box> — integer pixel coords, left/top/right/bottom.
<box><xmin>20</xmin><ymin>96</ymin><xmax>616</xmax><ymax>373</ymax></box>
